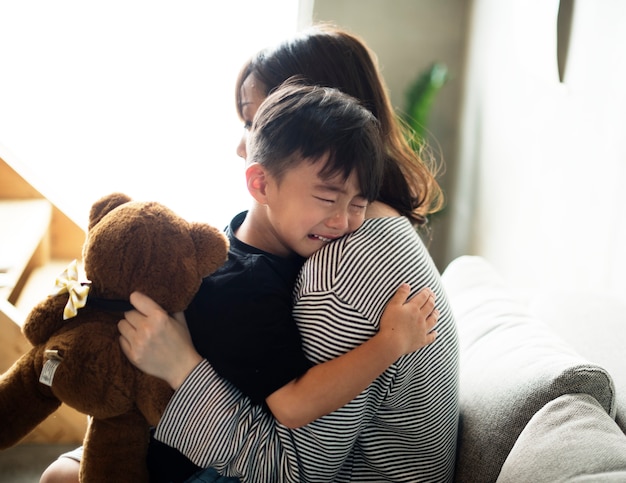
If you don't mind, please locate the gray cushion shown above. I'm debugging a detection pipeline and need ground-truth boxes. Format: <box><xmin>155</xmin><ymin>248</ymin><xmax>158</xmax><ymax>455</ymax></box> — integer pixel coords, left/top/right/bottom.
<box><xmin>497</xmin><ymin>393</ymin><xmax>626</xmax><ymax>482</ymax></box>
<box><xmin>442</xmin><ymin>256</ymin><xmax>616</xmax><ymax>483</ymax></box>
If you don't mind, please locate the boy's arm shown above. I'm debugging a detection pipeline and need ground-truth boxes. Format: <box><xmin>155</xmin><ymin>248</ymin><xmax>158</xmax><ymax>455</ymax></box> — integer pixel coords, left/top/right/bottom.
<box><xmin>265</xmin><ymin>284</ymin><xmax>438</xmax><ymax>428</ymax></box>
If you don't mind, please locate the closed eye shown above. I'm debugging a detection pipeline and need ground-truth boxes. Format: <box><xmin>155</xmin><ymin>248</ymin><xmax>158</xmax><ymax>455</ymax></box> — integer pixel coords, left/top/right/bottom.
<box><xmin>351</xmin><ymin>196</ymin><xmax>368</xmax><ymax>210</ymax></box>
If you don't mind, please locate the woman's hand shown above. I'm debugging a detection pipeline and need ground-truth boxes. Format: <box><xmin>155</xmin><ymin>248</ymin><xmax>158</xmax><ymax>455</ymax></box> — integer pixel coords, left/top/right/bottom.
<box><xmin>118</xmin><ymin>291</ymin><xmax>202</xmax><ymax>390</ymax></box>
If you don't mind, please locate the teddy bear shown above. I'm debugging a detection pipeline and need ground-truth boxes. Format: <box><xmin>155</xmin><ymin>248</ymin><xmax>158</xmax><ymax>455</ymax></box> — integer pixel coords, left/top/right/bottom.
<box><xmin>0</xmin><ymin>192</ymin><xmax>229</xmax><ymax>482</ymax></box>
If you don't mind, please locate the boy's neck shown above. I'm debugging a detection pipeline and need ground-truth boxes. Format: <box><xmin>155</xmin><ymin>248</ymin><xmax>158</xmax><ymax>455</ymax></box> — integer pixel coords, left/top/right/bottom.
<box><xmin>236</xmin><ymin>205</ymin><xmax>290</xmax><ymax>257</ymax></box>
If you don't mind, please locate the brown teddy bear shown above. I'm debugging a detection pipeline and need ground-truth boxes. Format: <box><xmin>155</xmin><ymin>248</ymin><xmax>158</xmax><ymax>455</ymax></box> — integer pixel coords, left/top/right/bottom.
<box><xmin>0</xmin><ymin>193</ymin><xmax>229</xmax><ymax>482</ymax></box>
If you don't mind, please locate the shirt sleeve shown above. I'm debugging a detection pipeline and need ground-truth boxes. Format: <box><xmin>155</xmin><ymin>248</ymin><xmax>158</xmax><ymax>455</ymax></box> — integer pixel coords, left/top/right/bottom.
<box><xmin>154</xmin><ymin>359</ymin><xmax>301</xmax><ymax>482</ymax></box>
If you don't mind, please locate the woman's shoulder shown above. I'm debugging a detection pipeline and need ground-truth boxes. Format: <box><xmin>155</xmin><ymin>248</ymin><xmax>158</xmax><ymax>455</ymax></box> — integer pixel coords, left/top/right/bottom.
<box><xmin>298</xmin><ymin>215</ymin><xmax>420</xmax><ymax>278</ymax></box>
<box><xmin>354</xmin><ymin>215</ymin><xmax>418</xmax><ymax>245</ymax></box>
<box><xmin>365</xmin><ymin>201</ymin><xmax>400</xmax><ymax>218</ymax></box>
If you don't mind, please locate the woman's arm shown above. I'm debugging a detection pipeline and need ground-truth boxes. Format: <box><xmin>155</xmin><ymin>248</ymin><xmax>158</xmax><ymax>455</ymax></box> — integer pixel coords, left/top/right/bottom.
<box><xmin>119</xmin><ymin>293</ymin><xmax>297</xmax><ymax>480</ymax></box>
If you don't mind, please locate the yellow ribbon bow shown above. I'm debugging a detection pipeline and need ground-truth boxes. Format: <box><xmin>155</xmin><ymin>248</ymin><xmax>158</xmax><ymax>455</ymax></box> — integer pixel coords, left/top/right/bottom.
<box><xmin>52</xmin><ymin>259</ymin><xmax>90</xmax><ymax>320</ymax></box>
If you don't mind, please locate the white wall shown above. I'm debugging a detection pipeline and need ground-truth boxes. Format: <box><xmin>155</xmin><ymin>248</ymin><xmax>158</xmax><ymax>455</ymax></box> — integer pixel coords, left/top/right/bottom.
<box><xmin>449</xmin><ymin>0</ymin><xmax>626</xmax><ymax>301</ymax></box>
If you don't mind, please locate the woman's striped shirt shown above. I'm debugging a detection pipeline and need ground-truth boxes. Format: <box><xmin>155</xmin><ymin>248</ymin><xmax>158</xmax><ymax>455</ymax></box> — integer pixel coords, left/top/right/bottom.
<box><xmin>155</xmin><ymin>216</ymin><xmax>459</xmax><ymax>482</ymax></box>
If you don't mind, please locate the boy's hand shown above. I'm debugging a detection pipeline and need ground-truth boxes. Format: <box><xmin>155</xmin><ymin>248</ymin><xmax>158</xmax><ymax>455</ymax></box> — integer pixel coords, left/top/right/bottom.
<box><xmin>378</xmin><ymin>284</ymin><xmax>438</xmax><ymax>357</ymax></box>
<box><xmin>118</xmin><ymin>291</ymin><xmax>202</xmax><ymax>390</ymax></box>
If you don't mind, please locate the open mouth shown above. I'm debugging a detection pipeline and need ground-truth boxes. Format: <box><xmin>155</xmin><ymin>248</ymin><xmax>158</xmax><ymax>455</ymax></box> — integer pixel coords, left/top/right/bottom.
<box><xmin>309</xmin><ymin>234</ymin><xmax>333</xmax><ymax>243</ymax></box>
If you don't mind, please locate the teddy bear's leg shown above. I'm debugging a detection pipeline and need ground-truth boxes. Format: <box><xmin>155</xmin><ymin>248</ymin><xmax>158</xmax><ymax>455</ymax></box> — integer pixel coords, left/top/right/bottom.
<box><xmin>0</xmin><ymin>349</ymin><xmax>61</xmax><ymax>448</ymax></box>
<box><xmin>79</xmin><ymin>409</ymin><xmax>151</xmax><ymax>483</ymax></box>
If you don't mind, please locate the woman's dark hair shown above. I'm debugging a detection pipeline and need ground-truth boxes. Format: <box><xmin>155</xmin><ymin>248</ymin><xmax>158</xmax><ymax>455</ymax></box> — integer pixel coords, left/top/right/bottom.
<box><xmin>236</xmin><ymin>24</ymin><xmax>443</xmax><ymax>226</ymax></box>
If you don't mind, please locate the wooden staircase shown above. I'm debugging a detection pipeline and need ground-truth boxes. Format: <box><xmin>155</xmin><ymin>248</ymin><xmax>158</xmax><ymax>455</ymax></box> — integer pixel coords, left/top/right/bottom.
<box><xmin>0</xmin><ymin>150</ymin><xmax>88</xmax><ymax>444</ymax></box>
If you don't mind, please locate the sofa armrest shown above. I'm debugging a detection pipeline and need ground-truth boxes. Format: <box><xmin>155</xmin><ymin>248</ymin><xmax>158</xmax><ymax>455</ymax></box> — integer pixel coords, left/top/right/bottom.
<box><xmin>442</xmin><ymin>256</ymin><xmax>616</xmax><ymax>483</ymax></box>
<box><xmin>529</xmin><ymin>290</ymin><xmax>626</xmax><ymax>434</ymax></box>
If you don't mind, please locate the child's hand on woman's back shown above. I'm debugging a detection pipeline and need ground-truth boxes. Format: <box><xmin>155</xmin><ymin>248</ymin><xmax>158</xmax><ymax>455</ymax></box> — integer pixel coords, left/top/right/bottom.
<box><xmin>378</xmin><ymin>284</ymin><xmax>438</xmax><ymax>356</ymax></box>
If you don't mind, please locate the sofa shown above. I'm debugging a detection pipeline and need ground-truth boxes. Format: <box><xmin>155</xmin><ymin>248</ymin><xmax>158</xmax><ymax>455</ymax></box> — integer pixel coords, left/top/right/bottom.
<box><xmin>440</xmin><ymin>256</ymin><xmax>626</xmax><ymax>482</ymax></box>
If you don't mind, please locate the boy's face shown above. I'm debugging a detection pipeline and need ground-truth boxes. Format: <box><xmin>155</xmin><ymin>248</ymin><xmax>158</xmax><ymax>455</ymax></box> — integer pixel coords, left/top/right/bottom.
<box><xmin>250</xmin><ymin>153</ymin><xmax>368</xmax><ymax>258</ymax></box>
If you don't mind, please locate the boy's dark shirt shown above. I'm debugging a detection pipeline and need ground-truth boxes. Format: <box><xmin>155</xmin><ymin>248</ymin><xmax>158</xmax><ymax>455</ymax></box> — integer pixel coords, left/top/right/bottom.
<box><xmin>185</xmin><ymin>210</ymin><xmax>313</xmax><ymax>406</ymax></box>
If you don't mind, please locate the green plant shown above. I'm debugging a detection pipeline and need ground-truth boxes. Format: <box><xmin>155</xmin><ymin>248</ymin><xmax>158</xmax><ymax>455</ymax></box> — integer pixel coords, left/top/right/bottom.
<box><xmin>403</xmin><ymin>62</ymin><xmax>449</xmax><ymax>149</ymax></box>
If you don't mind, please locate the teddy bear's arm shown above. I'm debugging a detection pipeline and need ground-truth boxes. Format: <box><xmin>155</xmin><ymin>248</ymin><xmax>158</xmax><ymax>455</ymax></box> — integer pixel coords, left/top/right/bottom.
<box><xmin>0</xmin><ymin>347</ymin><xmax>62</xmax><ymax>448</ymax></box>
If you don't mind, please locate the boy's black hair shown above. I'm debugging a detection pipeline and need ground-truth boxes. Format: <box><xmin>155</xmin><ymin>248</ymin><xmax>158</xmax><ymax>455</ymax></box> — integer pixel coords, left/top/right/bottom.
<box><xmin>247</xmin><ymin>80</ymin><xmax>384</xmax><ymax>202</ymax></box>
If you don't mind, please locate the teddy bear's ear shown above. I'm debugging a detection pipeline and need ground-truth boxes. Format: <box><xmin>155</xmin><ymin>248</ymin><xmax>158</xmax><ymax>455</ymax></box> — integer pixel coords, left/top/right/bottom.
<box><xmin>88</xmin><ymin>193</ymin><xmax>133</xmax><ymax>231</ymax></box>
<box><xmin>190</xmin><ymin>222</ymin><xmax>229</xmax><ymax>277</ymax></box>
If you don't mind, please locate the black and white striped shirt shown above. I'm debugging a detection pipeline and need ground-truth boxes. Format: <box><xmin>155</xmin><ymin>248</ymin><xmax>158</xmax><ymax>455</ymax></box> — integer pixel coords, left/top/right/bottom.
<box><xmin>155</xmin><ymin>216</ymin><xmax>459</xmax><ymax>482</ymax></box>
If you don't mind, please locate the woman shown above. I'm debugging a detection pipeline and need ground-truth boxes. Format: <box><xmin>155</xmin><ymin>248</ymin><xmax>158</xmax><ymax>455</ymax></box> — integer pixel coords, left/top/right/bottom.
<box><xmin>159</xmin><ymin>24</ymin><xmax>458</xmax><ymax>482</ymax></box>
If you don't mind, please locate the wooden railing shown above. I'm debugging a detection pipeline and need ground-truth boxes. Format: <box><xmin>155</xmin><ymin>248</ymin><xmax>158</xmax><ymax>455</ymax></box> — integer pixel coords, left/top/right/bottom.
<box><xmin>0</xmin><ymin>152</ymin><xmax>87</xmax><ymax>444</ymax></box>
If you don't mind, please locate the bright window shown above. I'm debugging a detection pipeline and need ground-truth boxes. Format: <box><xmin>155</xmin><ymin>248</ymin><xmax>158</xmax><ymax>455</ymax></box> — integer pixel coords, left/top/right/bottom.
<box><xmin>0</xmin><ymin>1</ymin><xmax>300</xmax><ymax>228</ymax></box>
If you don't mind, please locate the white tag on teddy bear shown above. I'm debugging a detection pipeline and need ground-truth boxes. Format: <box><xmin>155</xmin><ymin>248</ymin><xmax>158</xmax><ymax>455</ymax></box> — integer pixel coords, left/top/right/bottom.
<box><xmin>39</xmin><ymin>358</ymin><xmax>61</xmax><ymax>387</ymax></box>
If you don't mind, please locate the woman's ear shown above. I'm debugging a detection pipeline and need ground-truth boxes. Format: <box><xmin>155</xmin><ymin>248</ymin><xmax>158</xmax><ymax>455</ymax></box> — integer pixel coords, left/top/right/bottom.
<box><xmin>245</xmin><ymin>162</ymin><xmax>269</xmax><ymax>204</ymax></box>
